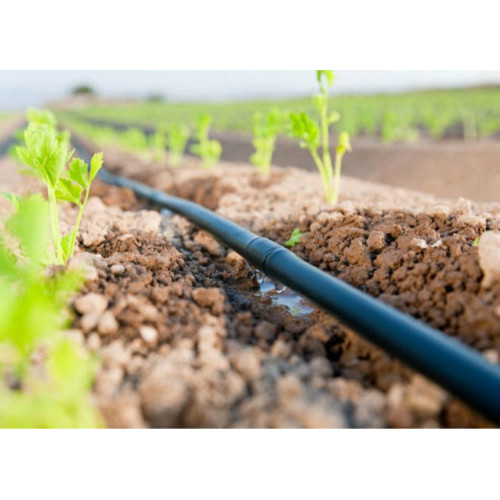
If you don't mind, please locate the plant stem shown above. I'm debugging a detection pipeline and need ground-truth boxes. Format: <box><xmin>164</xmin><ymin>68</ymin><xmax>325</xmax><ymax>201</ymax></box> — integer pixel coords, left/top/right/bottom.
<box><xmin>332</xmin><ymin>153</ymin><xmax>343</xmax><ymax>205</ymax></box>
<box><xmin>48</xmin><ymin>188</ymin><xmax>62</xmax><ymax>264</ymax></box>
<box><xmin>311</xmin><ymin>148</ymin><xmax>334</xmax><ymax>203</ymax></box>
<box><xmin>320</xmin><ymin>90</ymin><xmax>335</xmax><ymax>204</ymax></box>
<box><xmin>69</xmin><ymin>188</ymin><xmax>90</xmax><ymax>260</ymax></box>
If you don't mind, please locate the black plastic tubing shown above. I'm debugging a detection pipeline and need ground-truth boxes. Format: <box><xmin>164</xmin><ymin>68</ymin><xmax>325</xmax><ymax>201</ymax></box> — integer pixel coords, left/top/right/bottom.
<box><xmin>97</xmin><ymin>168</ymin><xmax>500</xmax><ymax>424</ymax></box>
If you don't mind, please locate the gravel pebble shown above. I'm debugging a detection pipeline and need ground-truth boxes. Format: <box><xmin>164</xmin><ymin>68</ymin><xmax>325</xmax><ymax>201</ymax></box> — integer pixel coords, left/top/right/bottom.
<box><xmin>140</xmin><ymin>326</ymin><xmax>159</xmax><ymax>346</ymax></box>
<box><xmin>98</xmin><ymin>311</ymin><xmax>119</xmax><ymax>336</ymax></box>
<box><xmin>74</xmin><ymin>293</ymin><xmax>108</xmax><ymax>315</ymax></box>
<box><xmin>111</xmin><ymin>264</ymin><xmax>126</xmax><ymax>276</ymax></box>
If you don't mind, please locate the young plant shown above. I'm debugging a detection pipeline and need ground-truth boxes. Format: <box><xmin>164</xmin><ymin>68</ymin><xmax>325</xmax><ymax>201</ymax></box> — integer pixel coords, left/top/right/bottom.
<box><xmin>289</xmin><ymin>71</ymin><xmax>351</xmax><ymax>204</ymax></box>
<box><xmin>118</xmin><ymin>127</ymin><xmax>149</xmax><ymax>154</ymax></box>
<box><xmin>285</xmin><ymin>228</ymin><xmax>304</xmax><ymax>248</ymax></box>
<box><xmin>165</xmin><ymin>123</ymin><xmax>190</xmax><ymax>167</ymax></box>
<box><xmin>250</xmin><ymin>108</ymin><xmax>285</xmax><ymax>175</ymax></box>
<box><xmin>190</xmin><ymin>114</ymin><xmax>222</xmax><ymax>168</ymax></box>
<box><xmin>150</xmin><ymin>124</ymin><xmax>168</xmax><ymax>162</ymax></box>
<box><xmin>15</xmin><ymin>109</ymin><xmax>103</xmax><ymax>265</ymax></box>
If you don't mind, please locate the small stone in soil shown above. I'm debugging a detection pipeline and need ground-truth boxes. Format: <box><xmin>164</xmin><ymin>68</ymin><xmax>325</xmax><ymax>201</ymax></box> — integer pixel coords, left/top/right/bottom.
<box><xmin>98</xmin><ymin>311</ymin><xmax>119</xmax><ymax>336</ymax></box>
<box><xmin>74</xmin><ymin>293</ymin><xmax>108</xmax><ymax>315</ymax></box>
<box><xmin>140</xmin><ymin>326</ymin><xmax>159</xmax><ymax>346</ymax></box>
<box><xmin>111</xmin><ymin>264</ymin><xmax>126</xmax><ymax>276</ymax></box>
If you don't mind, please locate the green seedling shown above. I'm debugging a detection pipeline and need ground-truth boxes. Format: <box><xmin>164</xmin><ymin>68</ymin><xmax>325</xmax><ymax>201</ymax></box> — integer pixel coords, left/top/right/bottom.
<box><xmin>0</xmin><ymin>194</ymin><xmax>101</xmax><ymax>428</ymax></box>
<box><xmin>150</xmin><ymin>124</ymin><xmax>167</xmax><ymax>162</ymax></box>
<box><xmin>250</xmin><ymin>108</ymin><xmax>285</xmax><ymax>175</ymax></box>
<box><xmin>153</xmin><ymin>122</ymin><xmax>191</xmax><ymax>166</ymax></box>
<box><xmin>289</xmin><ymin>71</ymin><xmax>351</xmax><ymax>204</ymax></box>
<box><xmin>119</xmin><ymin>127</ymin><xmax>149</xmax><ymax>153</ymax></box>
<box><xmin>381</xmin><ymin>110</ymin><xmax>420</xmax><ymax>144</ymax></box>
<box><xmin>166</xmin><ymin>123</ymin><xmax>190</xmax><ymax>167</ymax></box>
<box><xmin>190</xmin><ymin>114</ymin><xmax>222</xmax><ymax>168</ymax></box>
<box><xmin>15</xmin><ymin>109</ymin><xmax>103</xmax><ymax>264</ymax></box>
<box><xmin>472</xmin><ymin>236</ymin><xmax>481</xmax><ymax>247</ymax></box>
<box><xmin>285</xmin><ymin>228</ymin><xmax>304</xmax><ymax>248</ymax></box>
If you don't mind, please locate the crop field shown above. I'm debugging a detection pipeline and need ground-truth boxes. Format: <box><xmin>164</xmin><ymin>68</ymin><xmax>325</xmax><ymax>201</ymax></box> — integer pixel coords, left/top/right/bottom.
<box><xmin>1</xmin><ymin>71</ymin><xmax>500</xmax><ymax>430</ymax></box>
<box><xmin>58</xmin><ymin>86</ymin><xmax>500</xmax><ymax>142</ymax></box>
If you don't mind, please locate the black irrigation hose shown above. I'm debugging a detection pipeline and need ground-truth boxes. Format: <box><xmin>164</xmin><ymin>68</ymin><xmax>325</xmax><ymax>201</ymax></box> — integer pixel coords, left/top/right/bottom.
<box><xmin>96</xmin><ymin>167</ymin><xmax>500</xmax><ymax>424</ymax></box>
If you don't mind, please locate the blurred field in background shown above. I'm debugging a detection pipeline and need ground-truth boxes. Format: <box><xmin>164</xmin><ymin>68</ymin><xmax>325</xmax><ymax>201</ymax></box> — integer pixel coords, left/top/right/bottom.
<box><xmin>57</xmin><ymin>86</ymin><xmax>500</xmax><ymax>142</ymax></box>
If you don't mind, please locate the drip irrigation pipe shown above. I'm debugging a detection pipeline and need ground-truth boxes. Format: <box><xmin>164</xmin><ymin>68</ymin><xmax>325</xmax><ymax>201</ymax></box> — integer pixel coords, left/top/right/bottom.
<box><xmin>94</xmin><ymin>167</ymin><xmax>500</xmax><ymax>424</ymax></box>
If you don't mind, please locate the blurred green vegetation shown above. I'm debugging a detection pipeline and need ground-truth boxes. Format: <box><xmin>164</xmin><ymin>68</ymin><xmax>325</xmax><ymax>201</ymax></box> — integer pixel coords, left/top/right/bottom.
<box><xmin>56</xmin><ymin>87</ymin><xmax>500</xmax><ymax>142</ymax></box>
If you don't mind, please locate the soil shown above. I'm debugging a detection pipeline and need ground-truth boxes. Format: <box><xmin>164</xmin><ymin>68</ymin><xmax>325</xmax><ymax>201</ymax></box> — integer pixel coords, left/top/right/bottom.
<box><xmin>67</xmin><ymin>135</ymin><xmax>500</xmax><ymax>428</ymax></box>
<box><xmin>213</xmin><ymin>131</ymin><xmax>500</xmax><ymax>204</ymax></box>
<box><xmin>2</xmin><ymin>127</ymin><xmax>500</xmax><ymax>428</ymax></box>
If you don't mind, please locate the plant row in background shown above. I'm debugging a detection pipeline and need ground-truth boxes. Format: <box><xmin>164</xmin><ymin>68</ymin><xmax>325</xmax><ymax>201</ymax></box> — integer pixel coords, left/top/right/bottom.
<box><xmin>61</xmin><ymin>71</ymin><xmax>352</xmax><ymax>203</ymax></box>
<box><xmin>58</xmin><ymin>86</ymin><xmax>500</xmax><ymax>142</ymax></box>
<box><xmin>60</xmin><ymin>114</ymin><xmax>221</xmax><ymax>169</ymax></box>
<box><xmin>0</xmin><ymin>110</ymin><xmax>103</xmax><ymax>427</ymax></box>
<box><xmin>11</xmin><ymin>70</ymin><xmax>352</xmax><ymax>203</ymax></box>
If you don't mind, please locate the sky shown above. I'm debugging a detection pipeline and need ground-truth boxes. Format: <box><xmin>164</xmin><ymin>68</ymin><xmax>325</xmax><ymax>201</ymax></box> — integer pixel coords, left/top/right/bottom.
<box><xmin>1</xmin><ymin>70</ymin><xmax>500</xmax><ymax>111</ymax></box>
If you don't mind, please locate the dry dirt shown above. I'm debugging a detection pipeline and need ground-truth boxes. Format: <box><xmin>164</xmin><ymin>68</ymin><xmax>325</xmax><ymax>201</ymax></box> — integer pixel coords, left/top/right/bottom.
<box><xmin>213</xmin><ymin>131</ymin><xmax>500</xmax><ymax>203</ymax></box>
<box><xmin>53</xmin><ymin>136</ymin><xmax>500</xmax><ymax>428</ymax></box>
<box><xmin>2</xmin><ymin>123</ymin><xmax>500</xmax><ymax>428</ymax></box>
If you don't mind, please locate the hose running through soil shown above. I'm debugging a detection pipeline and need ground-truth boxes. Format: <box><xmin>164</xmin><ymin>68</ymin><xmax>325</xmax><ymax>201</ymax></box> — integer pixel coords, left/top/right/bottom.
<box><xmin>94</xmin><ymin>166</ymin><xmax>500</xmax><ymax>424</ymax></box>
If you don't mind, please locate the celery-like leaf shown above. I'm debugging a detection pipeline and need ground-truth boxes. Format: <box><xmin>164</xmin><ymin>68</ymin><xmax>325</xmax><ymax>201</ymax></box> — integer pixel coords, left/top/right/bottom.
<box><xmin>6</xmin><ymin>194</ymin><xmax>51</xmax><ymax>267</ymax></box>
<box><xmin>55</xmin><ymin>178</ymin><xmax>84</xmax><ymax>205</ymax></box>
<box><xmin>89</xmin><ymin>153</ymin><xmax>103</xmax><ymax>182</ymax></box>
<box><xmin>289</xmin><ymin>112</ymin><xmax>320</xmax><ymax>150</ymax></box>
<box><xmin>67</xmin><ymin>158</ymin><xmax>89</xmax><ymax>188</ymax></box>
<box><xmin>285</xmin><ymin>228</ymin><xmax>304</xmax><ymax>248</ymax></box>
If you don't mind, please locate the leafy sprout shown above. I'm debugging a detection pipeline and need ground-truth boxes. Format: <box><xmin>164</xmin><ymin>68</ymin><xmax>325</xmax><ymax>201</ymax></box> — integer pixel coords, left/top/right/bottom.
<box><xmin>153</xmin><ymin>122</ymin><xmax>191</xmax><ymax>166</ymax></box>
<box><xmin>166</xmin><ymin>123</ymin><xmax>190</xmax><ymax>166</ymax></box>
<box><xmin>285</xmin><ymin>228</ymin><xmax>304</xmax><ymax>248</ymax></box>
<box><xmin>118</xmin><ymin>127</ymin><xmax>149</xmax><ymax>153</ymax></box>
<box><xmin>289</xmin><ymin>70</ymin><xmax>351</xmax><ymax>204</ymax></box>
<box><xmin>15</xmin><ymin>109</ymin><xmax>103</xmax><ymax>264</ymax></box>
<box><xmin>190</xmin><ymin>114</ymin><xmax>222</xmax><ymax>168</ymax></box>
<box><xmin>250</xmin><ymin>108</ymin><xmax>286</xmax><ymax>175</ymax></box>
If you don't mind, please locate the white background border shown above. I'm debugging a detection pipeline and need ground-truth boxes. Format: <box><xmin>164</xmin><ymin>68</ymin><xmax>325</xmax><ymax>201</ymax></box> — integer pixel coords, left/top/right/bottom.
<box><xmin>1</xmin><ymin>0</ymin><xmax>499</xmax><ymax>497</ymax></box>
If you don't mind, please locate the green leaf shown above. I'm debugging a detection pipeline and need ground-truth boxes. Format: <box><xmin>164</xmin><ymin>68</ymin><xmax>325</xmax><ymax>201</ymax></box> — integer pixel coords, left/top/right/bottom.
<box><xmin>317</xmin><ymin>70</ymin><xmax>335</xmax><ymax>90</ymax></box>
<box><xmin>285</xmin><ymin>228</ymin><xmax>304</xmax><ymax>248</ymax></box>
<box><xmin>55</xmin><ymin>178</ymin><xmax>84</xmax><ymax>205</ymax></box>
<box><xmin>289</xmin><ymin>112</ymin><xmax>320</xmax><ymax>150</ymax></box>
<box><xmin>67</xmin><ymin>158</ymin><xmax>89</xmax><ymax>188</ymax></box>
<box><xmin>5</xmin><ymin>194</ymin><xmax>50</xmax><ymax>267</ymax></box>
<box><xmin>329</xmin><ymin>111</ymin><xmax>341</xmax><ymax>124</ymax></box>
<box><xmin>336</xmin><ymin>132</ymin><xmax>352</xmax><ymax>155</ymax></box>
<box><xmin>89</xmin><ymin>153</ymin><xmax>103</xmax><ymax>182</ymax></box>
<box><xmin>27</xmin><ymin>108</ymin><xmax>57</xmax><ymax>128</ymax></box>
<box><xmin>60</xmin><ymin>232</ymin><xmax>74</xmax><ymax>262</ymax></box>
<box><xmin>17</xmin><ymin>120</ymin><xmax>70</xmax><ymax>189</ymax></box>
<box><xmin>0</xmin><ymin>239</ymin><xmax>17</xmax><ymax>278</ymax></box>
<box><xmin>312</xmin><ymin>94</ymin><xmax>324</xmax><ymax>113</ymax></box>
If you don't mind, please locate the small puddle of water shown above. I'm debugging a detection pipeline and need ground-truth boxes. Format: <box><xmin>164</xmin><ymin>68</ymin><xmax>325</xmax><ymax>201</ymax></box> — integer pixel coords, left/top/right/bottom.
<box><xmin>160</xmin><ymin>208</ymin><xmax>314</xmax><ymax>317</ymax></box>
<box><xmin>256</xmin><ymin>273</ymin><xmax>314</xmax><ymax>317</ymax></box>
